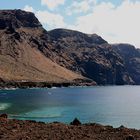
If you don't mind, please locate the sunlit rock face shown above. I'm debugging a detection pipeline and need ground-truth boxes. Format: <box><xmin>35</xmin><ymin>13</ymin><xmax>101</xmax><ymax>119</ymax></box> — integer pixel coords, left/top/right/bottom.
<box><xmin>0</xmin><ymin>9</ymin><xmax>136</xmax><ymax>85</ymax></box>
<box><xmin>0</xmin><ymin>10</ymin><xmax>84</xmax><ymax>84</ymax></box>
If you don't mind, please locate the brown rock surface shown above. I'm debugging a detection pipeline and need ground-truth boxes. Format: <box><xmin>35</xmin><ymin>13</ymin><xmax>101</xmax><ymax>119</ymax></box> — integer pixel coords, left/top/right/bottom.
<box><xmin>0</xmin><ymin>9</ymin><xmax>138</xmax><ymax>85</ymax></box>
<box><xmin>0</xmin><ymin>114</ymin><xmax>8</xmax><ymax>119</ymax></box>
<box><xmin>0</xmin><ymin>10</ymin><xmax>86</xmax><ymax>84</ymax></box>
<box><xmin>112</xmin><ymin>43</ymin><xmax>140</xmax><ymax>85</ymax></box>
<box><xmin>0</xmin><ymin>118</ymin><xmax>140</xmax><ymax>140</ymax></box>
<box><xmin>47</xmin><ymin>29</ymin><xmax>133</xmax><ymax>85</ymax></box>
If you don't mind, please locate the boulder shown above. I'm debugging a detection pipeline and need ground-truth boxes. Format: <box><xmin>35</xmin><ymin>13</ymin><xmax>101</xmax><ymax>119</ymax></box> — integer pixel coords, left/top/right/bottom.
<box><xmin>0</xmin><ymin>114</ymin><xmax>8</xmax><ymax>119</ymax></box>
<box><xmin>126</xmin><ymin>135</ymin><xmax>134</xmax><ymax>140</ymax></box>
<box><xmin>70</xmin><ymin>118</ymin><xmax>81</xmax><ymax>125</ymax></box>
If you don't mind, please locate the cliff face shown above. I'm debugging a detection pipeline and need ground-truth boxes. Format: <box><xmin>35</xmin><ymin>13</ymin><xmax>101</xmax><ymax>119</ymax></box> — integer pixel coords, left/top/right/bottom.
<box><xmin>0</xmin><ymin>9</ymin><xmax>137</xmax><ymax>85</ymax></box>
<box><xmin>0</xmin><ymin>10</ymin><xmax>42</xmax><ymax>29</ymax></box>
<box><xmin>46</xmin><ymin>29</ymin><xmax>133</xmax><ymax>85</ymax></box>
<box><xmin>0</xmin><ymin>10</ymin><xmax>85</xmax><ymax>83</ymax></box>
<box><xmin>112</xmin><ymin>44</ymin><xmax>140</xmax><ymax>84</ymax></box>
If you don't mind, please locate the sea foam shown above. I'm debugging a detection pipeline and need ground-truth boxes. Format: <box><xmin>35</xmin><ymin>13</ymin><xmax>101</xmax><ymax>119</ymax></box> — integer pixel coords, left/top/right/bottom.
<box><xmin>0</xmin><ymin>103</ymin><xmax>11</xmax><ymax>110</ymax></box>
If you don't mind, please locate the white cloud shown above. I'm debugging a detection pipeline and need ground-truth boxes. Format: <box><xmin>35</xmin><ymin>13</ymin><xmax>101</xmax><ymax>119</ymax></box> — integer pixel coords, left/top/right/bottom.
<box><xmin>36</xmin><ymin>10</ymin><xmax>66</xmax><ymax>28</ymax></box>
<box><xmin>67</xmin><ymin>0</ymin><xmax>140</xmax><ymax>47</ymax></box>
<box><xmin>23</xmin><ymin>0</ymin><xmax>140</xmax><ymax>48</ymax></box>
<box><xmin>23</xmin><ymin>4</ymin><xmax>66</xmax><ymax>29</ymax></box>
<box><xmin>67</xmin><ymin>0</ymin><xmax>96</xmax><ymax>15</ymax></box>
<box><xmin>67</xmin><ymin>1</ymin><xmax>91</xmax><ymax>15</ymax></box>
<box><xmin>41</xmin><ymin>0</ymin><xmax>65</xmax><ymax>10</ymax></box>
<box><xmin>23</xmin><ymin>5</ymin><xmax>34</xmax><ymax>12</ymax></box>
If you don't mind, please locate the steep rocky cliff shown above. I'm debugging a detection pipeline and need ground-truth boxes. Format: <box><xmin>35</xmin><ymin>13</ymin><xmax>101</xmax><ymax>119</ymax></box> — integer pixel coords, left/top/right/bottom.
<box><xmin>0</xmin><ymin>9</ymin><xmax>136</xmax><ymax>85</ymax></box>
<box><xmin>46</xmin><ymin>29</ymin><xmax>133</xmax><ymax>85</ymax></box>
<box><xmin>0</xmin><ymin>10</ymin><xmax>85</xmax><ymax>83</ymax></box>
<box><xmin>112</xmin><ymin>44</ymin><xmax>140</xmax><ymax>84</ymax></box>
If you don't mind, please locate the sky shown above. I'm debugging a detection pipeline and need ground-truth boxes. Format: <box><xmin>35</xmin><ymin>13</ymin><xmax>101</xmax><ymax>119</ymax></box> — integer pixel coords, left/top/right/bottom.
<box><xmin>0</xmin><ymin>0</ymin><xmax>140</xmax><ymax>47</ymax></box>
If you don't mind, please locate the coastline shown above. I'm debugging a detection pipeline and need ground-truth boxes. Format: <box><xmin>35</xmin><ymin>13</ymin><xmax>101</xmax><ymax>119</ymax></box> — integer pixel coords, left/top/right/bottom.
<box><xmin>0</xmin><ymin>80</ymin><xmax>137</xmax><ymax>90</ymax></box>
<box><xmin>0</xmin><ymin>116</ymin><xmax>138</xmax><ymax>140</ymax></box>
<box><xmin>0</xmin><ymin>80</ymin><xmax>96</xmax><ymax>90</ymax></box>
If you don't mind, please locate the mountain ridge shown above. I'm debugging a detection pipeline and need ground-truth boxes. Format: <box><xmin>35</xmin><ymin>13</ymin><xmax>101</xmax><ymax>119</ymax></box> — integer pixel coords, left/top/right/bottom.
<box><xmin>0</xmin><ymin>9</ymin><xmax>88</xmax><ymax>86</ymax></box>
<box><xmin>0</xmin><ymin>9</ymin><xmax>139</xmax><ymax>86</ymax></box>
<box><xmin>112</xmin><ymin>43</ymin><xmax>140</xmax><ymax>84</ymax></box>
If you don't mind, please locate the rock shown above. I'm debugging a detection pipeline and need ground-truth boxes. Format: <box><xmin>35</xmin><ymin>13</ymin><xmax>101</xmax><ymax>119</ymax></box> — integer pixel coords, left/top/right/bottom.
<box><xmin>70</xmin><ymin>118</ymin><xmax>81</xmax><ymax>125</ymax></box>
<box><xmin>0</xmin><ymin>10</ymin><xmax>85</xmax><ymax>85</ymax></box>
<box><xmin>0</xmin><ymin>114</ymin><xmax>8</xmax><ymax>118</ymax></box>
<box><xmin>126</xmin><ymin>135</ymin><xmax>135</xmax><ymax>140</ymax></box>
<box><xmin>119</xmin><ymin>125</ymin><xmax>125</xmax><ymax>129</ymax></box>
<box><xmin>0</xmin><ymin>9</ymin><xmax>42</xmax><ymax>29</ymax></box>
<box><xmin>0</xmin><ymin>9</ymin><xmax>139</xmax><ymax>86</ymax></box>
<box><xmin>0</xmin><ymin>118</ymin><xmax>139</xmax><ymax>140</ymax></box>
<box><xmin>112</xmin><ymin>43</ymin><xmax>140</xmax><ymax>84</ymax></box>
<box><xmin>48</xmin><ymin>29</ymin><xmax>133</xmax><ymax>85</ymax></box>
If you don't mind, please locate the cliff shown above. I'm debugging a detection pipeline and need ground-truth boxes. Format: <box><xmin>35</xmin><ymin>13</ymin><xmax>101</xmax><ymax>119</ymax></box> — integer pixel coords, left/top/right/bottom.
<box><xmin>0</xmin><ymin>9</ymin><xmax>139</xmax><ymax>85</ymax></box>
<box><xmin>0</xmin><ymin>10</ymin><xmax>86</xmax><ymax>84</ymax></box>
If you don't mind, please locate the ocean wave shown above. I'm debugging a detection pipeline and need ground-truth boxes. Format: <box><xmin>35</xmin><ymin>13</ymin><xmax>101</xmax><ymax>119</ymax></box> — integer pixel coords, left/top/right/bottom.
<box><xmin>0</xmin><ymin>103</ymin><xmax>11</xmax><ymax>110</ymax></box>
<box><xmin>3</xmin><ymin>87</ymin><xmax>17</xmax><ymax>90</ymax></box>
<box><xmin>9</xmin><ymin>114</ymin><xmax>62</xmax><ymax>119</ymax></box>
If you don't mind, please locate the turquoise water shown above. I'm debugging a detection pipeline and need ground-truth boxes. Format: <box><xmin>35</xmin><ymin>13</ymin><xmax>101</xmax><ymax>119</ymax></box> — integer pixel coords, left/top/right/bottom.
<box><xmin>0</xmin><ymin>86</ymin><xmax>140</xmax><ymax>128</ymax></box>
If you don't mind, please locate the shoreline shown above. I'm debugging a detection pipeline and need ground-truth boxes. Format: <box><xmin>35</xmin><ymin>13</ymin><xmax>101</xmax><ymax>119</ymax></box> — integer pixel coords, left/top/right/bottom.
<box><xmin>0</xmin><ymin>81</ymin><xmax>138</xmax><ymax>90</ymax></box>
<box><xmin>0</xmin><ymin>116</ymin><xmax>138</xmax><ymax>140</ymax></box>
<box><xmin>0</xmin><ymin>80</ymin><xmax>96</xmax><ymax>90</ymax></box>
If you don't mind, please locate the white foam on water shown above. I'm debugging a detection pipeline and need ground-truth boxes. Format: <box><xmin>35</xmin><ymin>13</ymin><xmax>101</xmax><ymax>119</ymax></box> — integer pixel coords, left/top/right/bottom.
<box><xmin>51</xmin><ymin>87</ymin><xmax>57</xmax><ymax>89</ymax></box>
<box><xmin>3</xmin><ymin>87</ymin><xmax>17</xmax><ymax>90</ymax></box>
<box><xmin>13</xmin><ymin>107</ymin><xmax>64</xmax><ymax>119</ymax></box>
<box><xmin>0</xmin><ymin>103</ymin><xmax>11</xmax><ymax>110</ymax></box>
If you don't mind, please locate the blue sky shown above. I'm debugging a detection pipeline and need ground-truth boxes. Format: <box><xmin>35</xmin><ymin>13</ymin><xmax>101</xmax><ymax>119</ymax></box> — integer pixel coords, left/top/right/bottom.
<box><xmin>0</xmin><ymin>0</ymin><xmax>123</xmax><ymax>9</ymax></box>
<box><xmin>0</xmin><ymin>0</ymin><xmax>140</xmax><ymax>47</ymax></box>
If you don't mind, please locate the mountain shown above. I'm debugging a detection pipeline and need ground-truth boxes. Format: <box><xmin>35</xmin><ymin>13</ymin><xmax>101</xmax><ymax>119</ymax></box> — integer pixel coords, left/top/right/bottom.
<box><xmin>112</xmin><ymin>44</ymin><xmax>140</xmax><ymax>84</ymax></box>
<box><xmin>0</xmin><ymin>10</ymin><xmax>86</xmax><ymax>85</ymax></box>
<box><xmin>46</xmin><ymin>29</ymin><xmax>133</xmax><ymax>85</ymax></box>
<box><xmin>27</xmin><ymin>26</ymin><xmax>133</xmax><ymax>85</ymax></box>
<box><xmin>0</xmin><ymin>9</ymin><xmax>137</xmax><ymax>86</ymax></box>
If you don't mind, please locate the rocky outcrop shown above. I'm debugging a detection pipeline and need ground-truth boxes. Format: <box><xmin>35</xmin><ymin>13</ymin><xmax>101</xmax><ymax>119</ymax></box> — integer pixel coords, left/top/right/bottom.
<box><xmin>0</xmin><ymin>114</ymin><xmax>8</xmax><ymax>119</ymax></box>
<box><xmin>0</xmin><ymin>10</ymin><xmax>86</xmax><ymax>84</ymax></box>
<box><xmin>45</xmin><ymin>29</ymin><xmax>133</xmax><ymax>85</ymax></box>
<box><xmin>70</xmin><ymin>118</ymin><xmax>81</xmax><ymax>125</ymax></box>
<box><xmin>112</xmin><ymin>44</ymin><xmax>140</xmax><ymax>84</ymax></box>
<box><xmin>0</xmin><ymin>9</ymin><xmax>138</xmax><ymax>85</ymax></box>
<box><xmin>0</xmin><ymin>9</ymin><xmax>42</xmax><ymax>29</ymax></box>
<box><xmin>0</xmin><ymin>80</ymin><xmax>96</xmax><ymax>89</ymax></box>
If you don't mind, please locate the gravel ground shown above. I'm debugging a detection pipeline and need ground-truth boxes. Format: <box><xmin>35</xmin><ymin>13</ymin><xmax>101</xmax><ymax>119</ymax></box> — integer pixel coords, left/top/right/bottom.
<box><xmin>0</xmin><ymin>117</ymin><xmax>140</xmax><ymax>140</ymax></box>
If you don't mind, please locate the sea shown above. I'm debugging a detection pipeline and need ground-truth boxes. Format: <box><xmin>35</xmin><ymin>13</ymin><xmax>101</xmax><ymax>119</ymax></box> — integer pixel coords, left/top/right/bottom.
<box><xmin>0</xmin><ymin>86</ymin><xmax>140</xmax><ymax>129</ymax></box>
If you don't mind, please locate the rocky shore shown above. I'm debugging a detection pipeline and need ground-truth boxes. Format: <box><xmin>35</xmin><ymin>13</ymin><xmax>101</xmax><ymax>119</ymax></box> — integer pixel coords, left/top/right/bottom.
<box><xmin>0</xmin><ymin>115</ymin><xmax>139</xmax><ymax>140</ymax></box>
<box><xmin>0</xmin><ymin>79</ymin><xmax>96</xmax><ymax>89</ymax></box>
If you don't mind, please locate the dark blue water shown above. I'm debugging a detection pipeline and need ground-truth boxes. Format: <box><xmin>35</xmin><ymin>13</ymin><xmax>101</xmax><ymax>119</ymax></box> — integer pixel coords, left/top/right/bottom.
<box><xmin>0</xmin><ymin>86</ymin><xmax>140</xmax><ymax>128</ymax></box>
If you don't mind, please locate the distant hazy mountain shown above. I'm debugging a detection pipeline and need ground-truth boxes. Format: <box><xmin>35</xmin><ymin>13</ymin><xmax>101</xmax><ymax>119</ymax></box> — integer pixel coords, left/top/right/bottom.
<box><xmin>0</xmin><ymin>9</ymin><xmax>139</xmax><ymax>85</ymax></box>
